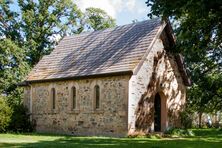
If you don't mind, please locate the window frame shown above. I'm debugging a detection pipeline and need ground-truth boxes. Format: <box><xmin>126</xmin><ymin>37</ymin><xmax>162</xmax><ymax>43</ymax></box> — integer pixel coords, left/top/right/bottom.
<box><xmin>71</xmin><ymin>86</ymin><xmax>77</xmax><ymax>110</ymax></box>
<box><xmin>51</xmin><ymin>88</ymin><xmax>56</xmax><ymax>110</ymax></box>
<box><xmin>94</xmin><ymin>85</ymin><xmax>100</xmax><ymax>110</ymax></box>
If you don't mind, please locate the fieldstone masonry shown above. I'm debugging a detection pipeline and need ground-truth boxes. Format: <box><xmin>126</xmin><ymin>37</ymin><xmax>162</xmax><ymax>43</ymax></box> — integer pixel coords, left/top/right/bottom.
<box><xmin>24</xmin><ymin>76</ymin><xmax>129</xmax><ymax>136</ymax></box>
<box><xmin>128</xmin><ymin>39</ymin><xmax>186</xmax><ymax>135</ymax></box>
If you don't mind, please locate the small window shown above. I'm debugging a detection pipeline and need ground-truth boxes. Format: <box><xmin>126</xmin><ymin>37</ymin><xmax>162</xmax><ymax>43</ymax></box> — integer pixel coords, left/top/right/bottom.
<box><xmin>72</xmin><ymin>86</ymin><xmax>77</xmax><ymax>109</ymax></box>
<box><xmin>51</xmin><ymin>88</ymin><xmax>56</xmax><ymax>109</ymax></box>
<box><xmin>94</xmin><ymin>85</ymin><xmax>100</xmax><ymax>109</ymax></box>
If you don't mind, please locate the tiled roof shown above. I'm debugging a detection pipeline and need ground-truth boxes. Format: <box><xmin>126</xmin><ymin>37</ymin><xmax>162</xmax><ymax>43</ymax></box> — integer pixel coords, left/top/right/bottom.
<box><xmin>26</xmin><ymin>18</ymin><xmax>162</xmax><ymax>81</ymax></box>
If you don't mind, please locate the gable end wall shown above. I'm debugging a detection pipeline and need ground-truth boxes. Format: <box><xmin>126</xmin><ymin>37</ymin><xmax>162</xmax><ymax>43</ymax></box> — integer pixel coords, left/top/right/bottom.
<box><xmin>128</xmin><ymin>38</ymin><xmax>186</xmax><ymax>134</ymax></box>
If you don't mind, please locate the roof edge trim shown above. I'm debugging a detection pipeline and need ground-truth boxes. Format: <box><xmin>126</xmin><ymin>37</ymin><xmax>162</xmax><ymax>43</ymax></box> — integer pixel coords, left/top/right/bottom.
<box><xmin>132</xmin><ymin>21</ymin><xmax>167</xmax><ymax>75</ymax></box>
<box><xmin>22</xmin><ymin>70</ymin><xmax>133</xmax><ymax>84</ymax></box>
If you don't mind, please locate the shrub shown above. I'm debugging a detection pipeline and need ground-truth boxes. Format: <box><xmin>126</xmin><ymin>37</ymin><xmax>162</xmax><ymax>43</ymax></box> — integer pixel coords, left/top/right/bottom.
<box><xmin>180</xmin><ymin>110</ymin><xmax>193</xmax><ymax>128</ymax></box>
<box><xmin>128</xmin><ymin>131</ymin><xmax>163</xmax><ymax>138</ymax></box>
<box><xmin>128</xmin><ymin>131</ymin><xmax>147</xmax><ymax>138</ymax></box>
<box><xmin>0</xmin><ymin>96</ymin><xmax>13</xmax><ymax>132</ymax></box>
<box><xmin>7</xmin><ymin>104</ymin><xmax>34</xmax><ymax>132</ymax></box>
<box><xmin>164</xmin><ymin>127</ymin><xmax>194</xmax><ymax>137</ymax></box>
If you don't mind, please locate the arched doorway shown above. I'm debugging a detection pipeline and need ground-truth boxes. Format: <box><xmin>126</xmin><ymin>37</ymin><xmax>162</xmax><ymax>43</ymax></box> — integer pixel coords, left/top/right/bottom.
<box><xmin>154</xmin><ymin>93</ymin><xmax>161</xmax><ymax>132</ymax></box>
<box><xmin>153</xmin><ymin>92</ymin><xmax>168</xmax><ymax>132</ymax></box>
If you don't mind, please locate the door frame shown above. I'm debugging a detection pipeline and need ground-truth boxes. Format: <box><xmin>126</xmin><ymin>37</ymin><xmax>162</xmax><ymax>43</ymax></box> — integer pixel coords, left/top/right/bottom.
<box><xmin>153</xmin><ymin>92</ymin><xmax>168</xmax><ymax>132</ymax></box>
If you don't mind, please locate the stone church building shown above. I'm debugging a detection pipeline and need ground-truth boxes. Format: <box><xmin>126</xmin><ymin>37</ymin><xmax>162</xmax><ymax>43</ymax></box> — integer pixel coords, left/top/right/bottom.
<box><xmin>21</xmin><ymin>18</ymin><xmax>190</xmax><ymax>136</ymax></box>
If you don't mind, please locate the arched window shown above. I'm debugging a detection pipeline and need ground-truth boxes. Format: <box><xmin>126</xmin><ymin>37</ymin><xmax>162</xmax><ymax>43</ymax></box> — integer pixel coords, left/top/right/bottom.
<box><xmin>51</xmin><ymin>88</ymin><xmax>56</xmax><ymax>109</ymax></box>
<box><xmin>72</xmin><ymin>86</ymin><xmax>77</xmax><ymax>109</ymax></box>
<box><xmin>94</xmin><ymin>85</ymin><xmax>100</xmax><ymax>109</ymax></box>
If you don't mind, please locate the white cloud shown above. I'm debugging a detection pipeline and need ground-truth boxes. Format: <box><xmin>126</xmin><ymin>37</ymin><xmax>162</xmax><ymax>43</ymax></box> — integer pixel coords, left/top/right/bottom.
<box><xmin>76</xmin><ymin>0</ymin><xmax>116</xmax><ymax>17</ymax></box>
<box><xmin>125</xmin><ymin>0</ymin><xmax>136</xmax><ymax>11</ymax></box>
<box><xmin>75</xmin><ymin>0</ymin><xmax>144</xmax><ymax>18</ymax></box>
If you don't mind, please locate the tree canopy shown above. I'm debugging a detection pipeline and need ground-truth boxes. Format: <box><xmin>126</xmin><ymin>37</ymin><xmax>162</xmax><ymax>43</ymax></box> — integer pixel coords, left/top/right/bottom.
<box><xmin>84</xmin><ymin>7</ymin><xmax>116</xmax><ymax>31</ymax></box>
<box><xmin>146</xmin><ymin>0</ymin><xmax>222</xmax><ymax>114</ymax></box>
<box><xmin>0</xmin><ymin>0</ymin><xmax>116</xmax><ymax>104</ymax></box>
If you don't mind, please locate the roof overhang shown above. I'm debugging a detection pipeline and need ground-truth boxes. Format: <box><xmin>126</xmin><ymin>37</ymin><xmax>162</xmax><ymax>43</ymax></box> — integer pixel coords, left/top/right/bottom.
<box><xmin>18</xmin><ymin>70</ymin><xmax>133</xmax><ymax>86</ymax></box>
<box><xmin>162</xmin><ymin>19</ymin><xmax>191</xmax><ymax>86</ymax></box>
<box><xmin>175</xmin><ymin>54</ymin><xmax>192</xmax><ymax>86</ymax></box>
<box><xmin>133</xmin><ymin>19</ymin><xmax>191</xmax><ymax>86</ymax></box>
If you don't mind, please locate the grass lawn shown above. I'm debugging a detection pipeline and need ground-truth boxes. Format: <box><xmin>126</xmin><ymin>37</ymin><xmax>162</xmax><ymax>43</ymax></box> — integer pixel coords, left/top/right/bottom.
<box><xmin>0</xmin><ymin>129</ymin><xmax>221</xmax><ymax>148</ymax></box>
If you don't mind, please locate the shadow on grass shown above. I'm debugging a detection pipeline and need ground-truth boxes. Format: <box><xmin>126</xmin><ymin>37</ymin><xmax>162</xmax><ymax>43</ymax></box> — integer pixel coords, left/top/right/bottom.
<box><xmin>1</xmin><ymin>129</ymin><xmax>222</xmax><ymax>148</ymax></box>
<box><xmin>191</xmin><ymin>128</ymin><xmax>222</xmax><ymax>138</ymax></box>
<box><xmin>1</xmin><ymin>137</ymin><xmax>222</xmax><ymax>148</ymax></box>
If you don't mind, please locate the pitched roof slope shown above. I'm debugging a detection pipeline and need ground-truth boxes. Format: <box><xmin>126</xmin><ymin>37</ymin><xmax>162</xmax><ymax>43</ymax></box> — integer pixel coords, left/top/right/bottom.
<box><xmin>26</xmin><ymin>18</ymin><xmax>162</xmax><ymax>81</ymax></box>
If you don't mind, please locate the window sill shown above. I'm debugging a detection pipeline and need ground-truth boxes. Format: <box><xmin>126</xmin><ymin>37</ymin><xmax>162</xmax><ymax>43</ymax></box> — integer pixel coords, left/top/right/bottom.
<box><xmin>93</xmin><ymin>109</ymin><xmax>104</xmax><ymax>114</ymax></box>
<box><xmin>67</xmin><ymin>109</ymin><xmax>80</xmax><ymax>114</ymax></box>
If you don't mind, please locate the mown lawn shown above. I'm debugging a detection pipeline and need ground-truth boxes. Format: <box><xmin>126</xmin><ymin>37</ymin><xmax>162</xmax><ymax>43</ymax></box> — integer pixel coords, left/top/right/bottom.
<box><xmin>0</xmin><ymin>129</ymin><xmax>221</xmax><ymax>148</ymax></box>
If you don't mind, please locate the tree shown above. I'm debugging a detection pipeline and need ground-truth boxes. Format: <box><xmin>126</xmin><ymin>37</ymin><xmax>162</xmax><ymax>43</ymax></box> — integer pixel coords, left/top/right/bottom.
<box><xmin>0</xmin><ymin>39</ymin><xmax>29</xmax><ymax>103</ymax></box>
<box><xmin>1</xmin><ymin>0</ymin><xmax>116</xmax><ymax>96</ymax></box>
<box><xmin>146</xmin><ymin>0</ymin><xmax>222</xmax><ymax>69</ymax></box>
<box><xmin>1</xmin><ymin>1</ymin><xmax>116</xmax><ymax>67</ymax></box>
<box><xmin>1</xmin><ymin>0</ymin><xmax>116</xmax><ymax>131</ymax></box>
<box><xmin>84</xmin><ymin>7</ymin><xmax>116</xmax><ymax>31</ymax></box>
<box><xmin>0</xmin><ymin>0</ymin><xmax>30</xmax><ymax>106</ymax></box>
<box><xmin>0</xmin><ymin>96</ymin><xmax>12</xmax><ymax>132</ymax></box>
<box><xmin>18</xmin><ymin>0</ymin><xmax>84</xmax><ymax>66</ymax></box>
<box><xmin>146</xmin><ymin>0</ymin><xmax>222</xmax><ymax>126</ymax></box>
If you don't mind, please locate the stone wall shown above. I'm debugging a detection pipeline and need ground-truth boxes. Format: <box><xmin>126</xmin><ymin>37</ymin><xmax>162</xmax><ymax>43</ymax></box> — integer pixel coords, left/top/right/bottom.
<box><xmin>24</xmin><ymin>75</ymin><xmax>129</xmax><ymax>136</ymax></box>
<box><xmin>128</xmin><ymin>38</ymin><xmax>186</xmax><ymax>134</ymax></box>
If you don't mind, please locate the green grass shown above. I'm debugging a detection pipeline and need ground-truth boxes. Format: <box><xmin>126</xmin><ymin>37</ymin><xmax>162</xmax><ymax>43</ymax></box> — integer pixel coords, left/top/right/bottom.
<box><xmin>0</xmin><ymin>129</ymin><xmax>221</xmax><ymax>148</ymax></box>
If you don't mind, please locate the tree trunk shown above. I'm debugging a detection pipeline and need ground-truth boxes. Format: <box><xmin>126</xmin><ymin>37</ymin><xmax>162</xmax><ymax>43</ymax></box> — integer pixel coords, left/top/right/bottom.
<box><xmin>198</xmin><ymin>112</ymin><xmax>202</xmax><ymax>128</ymax></box>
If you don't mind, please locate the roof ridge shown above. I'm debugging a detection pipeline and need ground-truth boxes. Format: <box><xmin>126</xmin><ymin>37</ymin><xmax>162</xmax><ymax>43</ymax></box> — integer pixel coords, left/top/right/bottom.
<box><xmin>64</xmin><ymin>18</ymin><xmax>161</xmax><ymax>39</ymax></box>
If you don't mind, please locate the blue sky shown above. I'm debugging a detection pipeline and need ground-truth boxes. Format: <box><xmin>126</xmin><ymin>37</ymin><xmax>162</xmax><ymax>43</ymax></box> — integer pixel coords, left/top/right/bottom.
<box><xmin>76</xmin><ymin>0</ymin><xmax>150</xmax><ymax>25</ymax></box>
<box><xmin>10</xmin><ymin>0</ymin><xmax>150</xmax><ymax>26</ymax></box>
